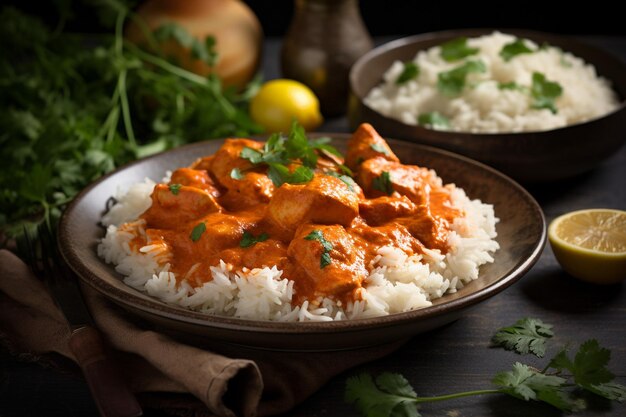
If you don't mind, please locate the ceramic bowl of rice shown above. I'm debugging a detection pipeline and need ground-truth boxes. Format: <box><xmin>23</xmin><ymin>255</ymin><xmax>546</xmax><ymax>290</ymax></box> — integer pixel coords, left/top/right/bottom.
<box><xmin>58</xmin><ymin>133</ymin><xmax>546</xmax><ymax>352</ymax></box>
<box><xmin>349</xmin><ymin>29</ymin><xmax>626</xmax><ymax>182</ymax></box>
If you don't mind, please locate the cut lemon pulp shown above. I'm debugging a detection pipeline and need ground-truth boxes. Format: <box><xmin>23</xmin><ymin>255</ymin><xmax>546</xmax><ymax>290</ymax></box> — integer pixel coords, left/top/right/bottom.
<box><xmin>548</xmin><ymin>209</ymin><xmax>626</xmax><ymax>284</ymax></box>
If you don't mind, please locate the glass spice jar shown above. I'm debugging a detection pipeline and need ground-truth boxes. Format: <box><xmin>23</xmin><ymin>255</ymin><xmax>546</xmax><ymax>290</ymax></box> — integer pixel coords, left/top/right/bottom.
<box><xmin>281</xmin><ymin>0</ymin><xmax>373</xmax><ymax>117</ymax></box>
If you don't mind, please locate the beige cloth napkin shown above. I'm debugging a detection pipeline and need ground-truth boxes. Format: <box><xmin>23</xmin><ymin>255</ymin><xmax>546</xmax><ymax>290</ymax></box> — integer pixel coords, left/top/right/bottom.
<box><xmin>0</xmin><ymin>249</ymin><xmax>405</xmax><ymax>417</ymax></box>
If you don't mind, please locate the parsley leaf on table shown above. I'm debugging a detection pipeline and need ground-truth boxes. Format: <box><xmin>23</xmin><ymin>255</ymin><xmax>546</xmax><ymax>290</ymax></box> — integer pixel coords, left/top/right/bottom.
<box><xmin>491</xmin><ymin>317</ymin><xmax>554</xmax><ymax>357</ymax></box>
<box><xmin>440</xmin><ymin>37</ymin><xmax>479</xmax><ymax>62</ymax></box>
<box><xmin>345</xmin><ymin>373</ymin><xmax>420</xmax><ymax>417</ymax></box>
<box><xmin>548</xmin><ymin>339</ymin><xmax>626</xmax><ymax>401</ymax></box>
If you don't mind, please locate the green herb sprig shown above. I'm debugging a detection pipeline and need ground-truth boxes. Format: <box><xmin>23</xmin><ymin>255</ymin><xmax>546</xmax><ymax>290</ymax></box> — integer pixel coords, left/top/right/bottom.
<box><xmin>372</xmin><ymin>171</ymin><xmax>393</xmax><ymax>196</ymax></box>
<box><xmin>0</xmin><ymin>2</ymin><xmax>262</xmax><ymax>242</ymax></box>
<box><xmin>417</xmin><ymin>112</ymin><xmax>450</xmax><ymax>130</ymax></box>
<box><xmin>239</xmin><ymin>121</ymin><xmax>345</xmax><ymax>187</ymax></box>
<box><xmin>531</xmin><ymin>72</ymin><xmax>563</xmax><ymax>114</ymax></box>
<box><xmin>346</xmin><ymin>317</ymin><xmax>625</xmax><ymax>416</ymax></box>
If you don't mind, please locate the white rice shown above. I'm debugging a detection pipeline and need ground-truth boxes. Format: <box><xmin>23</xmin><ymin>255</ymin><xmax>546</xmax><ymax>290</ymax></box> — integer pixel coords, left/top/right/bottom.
<box><xmin>98</xmin><ymin>177</ymin><xmax>499</xmax><ymax>322</ymax></box>
<box><xmin>364</xmin><ymin>32</ymin><xmax>619</xmax><ymax>133</ymax></box>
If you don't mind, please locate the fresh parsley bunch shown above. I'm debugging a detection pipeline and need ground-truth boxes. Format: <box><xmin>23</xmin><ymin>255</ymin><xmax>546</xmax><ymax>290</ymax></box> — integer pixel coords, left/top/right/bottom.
<box><xmin>0</xmin><ymin>0</ymin><xmax>261</xmax><ymax>242</ymax></box>
<box><xmin>346</xmin><ymin>317</ymin><xmax>625</xmax><ymax>416</ymax></box>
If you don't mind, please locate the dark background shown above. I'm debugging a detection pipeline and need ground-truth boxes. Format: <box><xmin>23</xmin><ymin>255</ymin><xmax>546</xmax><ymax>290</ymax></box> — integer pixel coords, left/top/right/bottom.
<box><xmin>3</xmin><ymin>0</ymin><xmax>625</xmax><ymax>36</ymax></box>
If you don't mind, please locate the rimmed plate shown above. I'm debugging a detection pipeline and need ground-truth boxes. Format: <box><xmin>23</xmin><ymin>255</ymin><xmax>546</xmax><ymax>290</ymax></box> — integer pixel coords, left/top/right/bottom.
<box><xmin>58</xmin><ymin>134</ymin><xmax>546</xmax><ymax>351</ymax></box>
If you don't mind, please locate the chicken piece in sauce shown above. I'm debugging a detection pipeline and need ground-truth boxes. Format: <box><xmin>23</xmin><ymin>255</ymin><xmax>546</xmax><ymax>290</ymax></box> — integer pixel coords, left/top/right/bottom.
<box><xmin>288</xmin><ymin>224</ymin><xmax>367</xmax><ymax>302</ymax></box>
<box><xmin>265</xmin><ymin>174</ymin><xmax>359</xmax><ymax>240</ymax></box>
<box><xmin>344</xmin><ymin>123</ymin><xmax>399</xmax><ymax>171</ymax></box>
<box><xmin>170</xmin><ymin>168</ymin><xmax>220</xmax><ymax>198</ymax></box>
<box><xmin>141</xmin><ymin>184</ymin><xmax>222</xmax><ymax>230</ymax></box>
<box><xmin>205</xmin><ymin>138</ymin><xmax>275</xmax><ymax>207</ymax></box>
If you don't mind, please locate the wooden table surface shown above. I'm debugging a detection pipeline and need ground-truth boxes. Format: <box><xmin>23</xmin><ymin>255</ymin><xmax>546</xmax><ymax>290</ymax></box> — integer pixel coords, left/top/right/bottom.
<box><xmin>1</xmin><ymin>36</ymin><xmax>625</xmax><ymax>417</ymax></box>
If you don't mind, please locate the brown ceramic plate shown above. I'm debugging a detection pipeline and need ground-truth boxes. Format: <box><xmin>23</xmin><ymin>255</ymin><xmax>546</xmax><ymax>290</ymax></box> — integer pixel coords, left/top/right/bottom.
<box><xmin>349</xmin><ymin>29</ymin><xmax>626</xmax><ymax>183</ymax></box>
<box><xmin>58</xmin><ymin>134</ymin><xmax>546</xmax><ymax>351</ymax></box>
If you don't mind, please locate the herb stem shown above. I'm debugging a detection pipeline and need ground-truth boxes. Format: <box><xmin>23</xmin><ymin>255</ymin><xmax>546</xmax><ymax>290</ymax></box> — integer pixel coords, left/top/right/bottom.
<box><xmin>414</xmin><ymin>389</ymin><xmax>503</xmax><ymax>403</ymax></box>
<box><xmin>117</xmin><ymin>69</ymin><xmax>137</xmax><ymax>148</ymax></box>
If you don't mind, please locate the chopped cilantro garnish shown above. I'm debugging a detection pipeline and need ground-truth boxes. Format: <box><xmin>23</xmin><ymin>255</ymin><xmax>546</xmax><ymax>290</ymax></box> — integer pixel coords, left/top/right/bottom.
<box><xmin>498</xmin><ymin>81</ymin><xmax>523</xmax><ymax>91</ymax></box>
<box><xmin>396</xmin><ymin>61</ymin><xmax>420</xmax><ymax>85</ymax></box>
<box><xmin>190</xmin><ymin>222</ymin><xmax>206</xmax><ymax>242</ymax></box>
<box><xmin>440</xmin><ymin>37</ymin><xmax>479</xmax><ymax>62</ymax></box>
<box><xmin>168</xmin><ymin>183</ymin><xmax>182</xmax><ymax>195</ymax></box>
<box><xmin>370</xmin><ymin>143</ymin><xmax>390</xmax><ymax>155</ymax></box>
<box><xmin>437</xmin><ymin>60</ymin><xmax>486</xmax><ymax>96</ymax></box>
<box><xmin>417</xmin><ymin>112</ymin><xmax>450</xmax><ymax>129</ymax></box>
<box><xmin>326</xmin><ymin>171</ymin><xmax>357</xmax><ymax>192</ymax></box>
<box><xmin>230</xmin><ymin>168</ymin><xmax>244</xmax><ymax>180</ymax></box>
<box><xmin>239</xmin><ymin>121</ymin><xmax>344</xmax><ymax>187</ymax></box>
<box><xmin>304</xmin><ymin>229</ymin><xmax>333</xmax><ymax>269</ymax></box>
<box><xmin>531</xmin><ymin>72</ymin><xmax>563</xmax><ymax>114</ymax></box>
<box><xmin>500</xmin><ymin>38</ymin><xmax>535</xmax><ymax>62</ymax></box>
<box><xmin>239</xmin><ymin>231</ymin><xmax>269</xmax><ymax>248</ymax></box>
<box><xmin>372</xmin><ymin>171</ymin><xmax>393</xmax><ymax>195</ymax></box>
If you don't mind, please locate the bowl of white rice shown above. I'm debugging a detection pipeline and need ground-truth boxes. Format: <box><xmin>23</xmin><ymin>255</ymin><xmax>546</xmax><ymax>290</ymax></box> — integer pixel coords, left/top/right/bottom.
<box><xmin>349</xmin><ymin>30</ymin><xmax>626</xmax><ymax>182</ymax></box>
<box><xmin>58</xmin><ymin>134</ymin><xmax>546</xmax><ymax>351</ymax></box>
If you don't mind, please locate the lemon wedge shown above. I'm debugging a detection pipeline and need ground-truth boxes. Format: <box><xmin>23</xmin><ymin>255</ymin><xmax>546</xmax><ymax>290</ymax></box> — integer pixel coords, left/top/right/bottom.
<box><xmin>548</xmin><ymin>209</ymin><xmax>626</xmax><ymax>284</ymax></box>
<box><xmin>250</xmin><ymin>79</ymin><xmax>323</xmax><ymax>133</ymax></box>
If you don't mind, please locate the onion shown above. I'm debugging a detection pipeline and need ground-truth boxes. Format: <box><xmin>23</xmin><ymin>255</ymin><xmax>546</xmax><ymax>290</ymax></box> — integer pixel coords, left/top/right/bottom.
<box><xmin>126</xmin><ymin>0</ymin><xmax>263</xmax><ymax>89</ymax></box>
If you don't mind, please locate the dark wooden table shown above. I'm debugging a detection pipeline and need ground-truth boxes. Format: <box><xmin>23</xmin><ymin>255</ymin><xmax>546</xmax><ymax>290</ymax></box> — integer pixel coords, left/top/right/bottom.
<box><xmin>1</xmin><ymin>36</ymin><xmax>625</xmax><ymax>417</ymax></box>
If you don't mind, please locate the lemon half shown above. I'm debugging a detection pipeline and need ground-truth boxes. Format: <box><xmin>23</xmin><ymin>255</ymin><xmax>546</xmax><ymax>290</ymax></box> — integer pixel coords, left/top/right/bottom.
<box><xmin>548</xmin><ymin>209</ymin><xmax>626</xmax><ymax>284</ymax></box>
<box><xmin>250</xmin><ymin>79</ymin><xmax>323</xmax><ymax>133</ymax></box>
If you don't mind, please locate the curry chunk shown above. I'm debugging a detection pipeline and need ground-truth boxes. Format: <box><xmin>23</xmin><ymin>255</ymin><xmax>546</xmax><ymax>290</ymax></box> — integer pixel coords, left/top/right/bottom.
<box><xmin>404</xmin><ymin>205</ymin><xmax>450</xmax><ymax>252</ymax></box>
<box><xmin>288</xmin><ymin>224</ymin><xmax>367</xmax><ymax>299</ymax></box>
<box><xmin>356</xmin><ymin>157</ymin><xmax>439</xmax><ymax>205</ymax></box>
<box><xmin>141</xmin><ymin>184</ymin><xmax>222</xmax><ymax>229</ymax></box>
<box><xmin>359</xmin><ymin>195</ymin><xmax>417</xmax><ymax>226</ymax></box>
<box><xmin>265</xmin><ymin>174</ymin><xmax>359</xmax><ymax>240</ymax></box>
<box><xmin>207</xmin><ymin>139</ymin><xmax>275</xmax><ymax>206</ymax></box>
<box><xmin>170</xmin><ymin>168</ymin><xmax>220</xmax><ymax>197</ymax></box>
<box><xmin>345</xmin><ymin>123</ymin><xmax>399</xmax><ymax>172</ymax></box>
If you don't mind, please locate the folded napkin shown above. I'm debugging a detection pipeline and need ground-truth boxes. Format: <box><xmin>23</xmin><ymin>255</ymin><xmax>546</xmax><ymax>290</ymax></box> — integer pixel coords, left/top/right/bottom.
<box><xmin>0</xmin><ymin>249</ymin><xmax>404</xmax><ymax>417</ymax></box>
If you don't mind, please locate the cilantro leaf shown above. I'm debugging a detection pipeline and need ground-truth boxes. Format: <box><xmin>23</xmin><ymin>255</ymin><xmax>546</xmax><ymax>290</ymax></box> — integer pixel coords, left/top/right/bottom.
<box><xmin>304</xmin><ymin>229</ymin><xmax>334</xmax><ymax>269</ymax></box>
<box><xmin>586</xmin><ymin>382</ymin><xmax>626</xmax><ymax>402</ymax></box>
<box><xmin>437</xmin><ymin>60</ymin><xmax>486</xmax><ymax>96</ymax></box>
<box><xmin>190</xmin><ymin>222</ymin><xmax>206</xmax><ymax>242</ymax></box>
<box><xmin>498</xmin><ymin>81</ymin><xmax>523</xmax><ymax>91</ymax></box>
<box><xmin>267</xmin><ymin>164</ymin><xmax>314</xmax><ymax>187</ymax></box>
<box><xmin>239</xmin><ymin>231</ymin><xmax>269</xmax><ymax>248</ymax></box>
<box><xmin>370</xmin><ymin>143</ymin><xmax>390</xmax><ymax>155</ymax></box>
<box><xmin>440</xmin><ymin>37</ymin><xmax>479</xmax><ymax>62</ymax></box>
<box><xmin>372</xmin><ymin>171</ymin><xmax>393</xmax><ymax>195</ymax></box>
<box><xmin>417</xmin><ymin>112</ymin><xmax>450</xmax><ymax>129</ymax></box>
<box><xmin>168</xmin><ymin>183</ymin><xmax>182</xmax><ymax>195</ymax></box>
<box><xmin>345</xmin><ymin>373</ymin><xmax>420</xmax><ymax>417</ymax></box>
<box><xmin>531</xmin><ymin>72</ymin><xmax>563</xmax><ymax>114</ymax></box>
<box><xmin>326</xmin><ymin>171</ymin><xmax>357</xmax><ymax>192</ymax></box>
<box><xmin>491</xmin><ymin>317</ymin><xmax>554</xmax><ymax>357</ymax></box>
<box><xmin>500</xmin><ymin>39</ymin><xmax>535</xmax><ymax>62</ymax></box>
<box><xmin>240</xmin><ymin>146</ymin><xmax>264</xmax><ymax>164</ymax></box>
<box><xmin>154</xmin><ymin>22</ymin><xmax>217</xmax><ymax>67</ymax></box>
<box><xmin>396</xmin><ymin>62</ymin><xmax>420</xmax><ymax>85</ymax></box>
<box><xmin>493</xmin><ymin>363</ymin><xmax>579</xmax><ymax>411</ymax></box>
<box><xmin>230</xmin><ymin>168</ymin><xmax>244</xmax><ymax>180</ymax></box>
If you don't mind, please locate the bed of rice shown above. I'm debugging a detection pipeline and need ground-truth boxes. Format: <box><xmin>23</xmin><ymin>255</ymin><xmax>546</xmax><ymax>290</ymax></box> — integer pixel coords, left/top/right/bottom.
<box><xmin>98</xmin><ymin>174</ymin><xmax>499</xmax><ymax>322</ymax></box>
<box><xmin>364</xmin><ymin>32</ymin><xmax>619</xmax><ymax>133</ymax></box>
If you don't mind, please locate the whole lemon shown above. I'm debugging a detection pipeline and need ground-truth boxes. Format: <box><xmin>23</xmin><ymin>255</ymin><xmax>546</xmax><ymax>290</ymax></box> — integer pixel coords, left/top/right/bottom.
<box><xmin>250</xmin><ymin>79</ymin><xmax>323</xmax><ymax>133</ymax></box>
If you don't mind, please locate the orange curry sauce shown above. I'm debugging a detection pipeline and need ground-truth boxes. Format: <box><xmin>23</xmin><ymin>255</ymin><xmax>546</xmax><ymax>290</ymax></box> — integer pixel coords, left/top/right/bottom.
<box><xmin>129</xmin><ymin>124</ymin><xmax>462</xmax><ymax>306</ymax></box>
